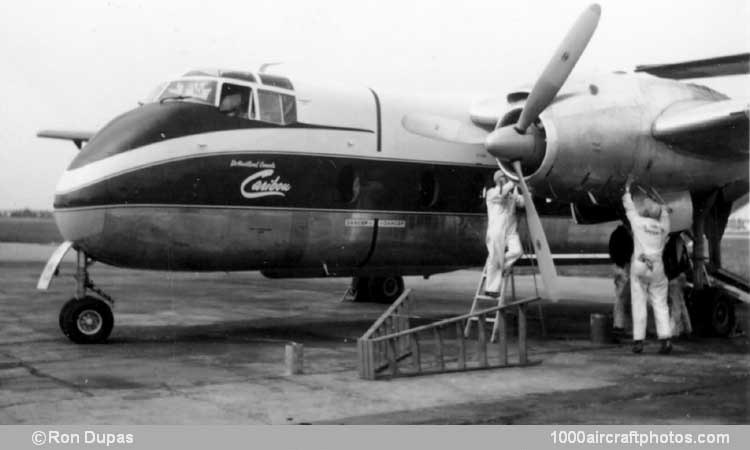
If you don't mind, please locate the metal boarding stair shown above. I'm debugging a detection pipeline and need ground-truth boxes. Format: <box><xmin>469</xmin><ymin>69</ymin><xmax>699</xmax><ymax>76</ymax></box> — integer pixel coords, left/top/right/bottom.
<box><xmin>357</xmin><ymin>288</ymin><xmax>541</xmax><ymax>380</ymax></box>
<box><xmin>465</xmin><ymin>234</ymin><xmax>548</xmax><ymax>341</ymax></box>
<box><xmin>464</xmin><ymin>265</ymin><xmax>509</xmax><ymax>341</ymax></box>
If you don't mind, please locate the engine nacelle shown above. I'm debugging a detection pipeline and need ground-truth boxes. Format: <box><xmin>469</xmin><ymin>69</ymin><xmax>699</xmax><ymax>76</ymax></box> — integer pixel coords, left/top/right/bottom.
<box><xmin>573</xmin><ymin>189</ymin><xmax>693</xmax><ymax>232</ymax></box>
<box><xmin>497</xmin><ymin>74</ymin><xmax>736</xmax><ymax>209</ymax></box>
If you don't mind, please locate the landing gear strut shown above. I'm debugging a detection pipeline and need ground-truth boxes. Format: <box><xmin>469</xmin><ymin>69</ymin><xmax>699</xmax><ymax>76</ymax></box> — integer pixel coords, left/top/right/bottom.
<box><xmin>59</xmin><ymin>250</ymin><xmax>114</xmax><ymax>344</ymax></box>
<box><xmin>688</xmin><ymin>189</ymin><xmax>738</xmax><ymax>337</ymax></box>
<box><xmin>349</xmin><ymin>275</ymin><xmax>405</xmax><ymax>303</ymax></box>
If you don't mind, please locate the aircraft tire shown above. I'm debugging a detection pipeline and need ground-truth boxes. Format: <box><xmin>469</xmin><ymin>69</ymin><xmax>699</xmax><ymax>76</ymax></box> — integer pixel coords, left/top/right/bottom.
<box><xmin>349</xmin><ymin>277</ymin><xmax>371</xmax><ymax>303</ymax></box>
<box><xmin>706</xmin><ymin>290</ymin><xmax>736</xmax><ymax>337</ymax></box>
<box><xmin>59</xmin><ymin>296</ymin><xmax>114</xmax><ymax>344</ymax></box>
<box><xmin>689</xmin><ymin>287</ymin><xmax>736</xmax><ymax>337</ymax></box>
<box><xmin>367</xmin><ymin>276</ymin><xmax>404</xmax><ymax>304</ymax></box>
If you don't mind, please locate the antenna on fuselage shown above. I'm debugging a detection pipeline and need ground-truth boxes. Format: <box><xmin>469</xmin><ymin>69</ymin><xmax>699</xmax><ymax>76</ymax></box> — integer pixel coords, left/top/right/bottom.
<box><xmin>259</xmin><ymin>62</ymin><xmax>283</xmax><ymax>73</ymax></box>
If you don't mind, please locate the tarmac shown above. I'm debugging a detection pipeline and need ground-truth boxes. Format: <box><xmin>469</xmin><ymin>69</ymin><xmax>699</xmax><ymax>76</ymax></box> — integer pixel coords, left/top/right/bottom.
<box><xmin>0</xmin><ymin>243</ymin><xmax>748</xmax><ymax>424</ymax></box>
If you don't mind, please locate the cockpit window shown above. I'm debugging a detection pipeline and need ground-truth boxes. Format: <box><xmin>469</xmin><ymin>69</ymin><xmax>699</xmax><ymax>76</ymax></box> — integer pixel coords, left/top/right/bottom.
<box><xmin>282</xmin><ymin>94</ymin><xmax>297</xmax><ymax>123</ymax></box>
<box><xmin>219</xmin><ymin>83</ymin><xmax>252</xmax><ymax>119</ymax></box>
<box><xmin>151</xmin><ymin>75</ymin><xmax>296</xmax><ymax>125</ymax></box>
<box><xmin>258</xmin><ymin>90</ymin><xmax>297</xmax><ymax>125</ymax></box>
<box><xmin>158</xmin><ymin>80</ymin><xmax>217</xmax><ymax>104</ymax></box>
<box><xmin>141</xmin><ymin>82</ymin><xmax>167</xmax><ymax>104</ymax></box>
<box><xmin>259</xmin><ymin>74</ymin><xmax>293</xmax><ymax>90</ymax></box>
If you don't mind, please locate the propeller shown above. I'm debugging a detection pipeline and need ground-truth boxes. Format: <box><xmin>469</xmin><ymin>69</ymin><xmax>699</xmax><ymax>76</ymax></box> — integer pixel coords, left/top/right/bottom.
<box><xmin>512</xmin><ymin>161</ymin><xmax>559</xmax><ymax>301</ymax></box>
<box><xmin>485</xmin><ymin>3</ymin><xmax>601</xmax><ymax>158</ymax></box>
<box><xmin>402</xmin><ymin>3</ymin><xmax>601</xmax><ymax>163</ymax></box>
<box><xmin>401</xmin><ymin>4</ymin><xmax>602</xmax><ymax>301</ymax></box>
<box><xmin>494</xmin><ymin>4</ymin><xmax>599</xmax><ymax>301</ymax></box>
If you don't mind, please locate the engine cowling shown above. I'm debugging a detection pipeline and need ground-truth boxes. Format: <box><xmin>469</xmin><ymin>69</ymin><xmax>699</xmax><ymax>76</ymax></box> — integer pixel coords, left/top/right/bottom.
<box><xmin>496</xmin><ymin>74</ymin><xmax>734</xmax><ymax>211</ymax></box>
<box><xmin>573</xmin><ymin>189</ymin><xmax>693</xmax><ymax>232</ymax></box>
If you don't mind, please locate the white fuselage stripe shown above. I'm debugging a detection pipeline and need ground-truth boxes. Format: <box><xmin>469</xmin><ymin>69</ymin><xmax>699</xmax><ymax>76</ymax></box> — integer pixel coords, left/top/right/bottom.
<box><xmin>57</xmin><ymin>128</ymin><xmax>496</xmax><ymax>195</ymax></box>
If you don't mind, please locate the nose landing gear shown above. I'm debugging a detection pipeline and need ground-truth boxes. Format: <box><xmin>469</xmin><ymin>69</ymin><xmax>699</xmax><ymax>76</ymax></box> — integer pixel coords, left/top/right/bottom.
<box><xmin>58</xmin><ymin>250</ymin><xmax>115</xmax><ymax>344</ymax></box>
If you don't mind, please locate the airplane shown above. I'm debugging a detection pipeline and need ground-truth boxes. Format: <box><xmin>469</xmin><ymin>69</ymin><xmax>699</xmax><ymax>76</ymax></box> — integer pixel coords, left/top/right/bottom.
<box><xmin>36</xmin><ymin>4</ymin><xmax>748</xmax><ymax>344</ymax></box>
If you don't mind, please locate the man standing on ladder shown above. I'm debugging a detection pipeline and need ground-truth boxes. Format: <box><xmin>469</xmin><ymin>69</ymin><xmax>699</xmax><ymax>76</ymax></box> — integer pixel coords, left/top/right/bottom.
<box><xmin>485</xmin><ymin>170</ymin><xmax>525</xmax><ymax>299</ymax></box>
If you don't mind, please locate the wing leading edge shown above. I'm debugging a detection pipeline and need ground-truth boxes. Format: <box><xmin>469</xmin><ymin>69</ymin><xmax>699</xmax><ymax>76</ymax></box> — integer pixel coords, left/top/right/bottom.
<box><xmin>652</xmin><ymin>99</ymin><xmax>749</xmax><ymax>157</ymax></box>
<box><xmin>635</xmin><ymin>53</ymin><xmax>750</xmax><ymax>79</ymax></box>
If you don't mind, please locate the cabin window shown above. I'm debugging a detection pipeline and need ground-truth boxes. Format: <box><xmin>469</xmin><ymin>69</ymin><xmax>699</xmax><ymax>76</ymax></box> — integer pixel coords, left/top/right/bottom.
<box><xmin>258</xmin><ymin>90</ymin><xmax>297</xmax><ymax>125</ymax></box>
<box><xmin>158</xmin><ymin>80</ymin><xmax>217</xmax><ymax>105</ymax></box>
<box><xmin>418</xmin><ymin>171</ymin><xmax>439</xmax><ymax>208</ymax></box>
<box><xmin>337</xmin><ymin>164</ymin><xmax>360</xmax><ymax>203</ymax></box>
<box><xmin>470</xmin><ymin>172</ymin><xmax>488</xmax><ymax>209</ymax></box>
<box><xmin>219</xmin><ymin>83</ymin><xmax>252</xmax><ymax>119</ymax></box>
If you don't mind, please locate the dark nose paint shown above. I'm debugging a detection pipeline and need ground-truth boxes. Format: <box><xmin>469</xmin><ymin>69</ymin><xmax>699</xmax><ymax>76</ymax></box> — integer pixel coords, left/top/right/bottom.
<box><xmin>68</xmin><ymin>102</ymin><xmax>281</xmax><ymax>170</ymax></box>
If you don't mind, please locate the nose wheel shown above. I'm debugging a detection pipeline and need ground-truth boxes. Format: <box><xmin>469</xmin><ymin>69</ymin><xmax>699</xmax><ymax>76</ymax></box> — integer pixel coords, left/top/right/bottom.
<box><xmin>58</xmin><ymin>249</ymin><xmax>115</xmax><ymax>344</ymax></box>
<box><xmin>59</xmin><ymin>295</ymin><xmax>114</xmax><ymax>344</ymax></box>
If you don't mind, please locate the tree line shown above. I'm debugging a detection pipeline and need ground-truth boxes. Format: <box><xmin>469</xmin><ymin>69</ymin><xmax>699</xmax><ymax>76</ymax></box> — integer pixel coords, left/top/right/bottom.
<box><xmin>0</xmin><ymin>209</ymin><xmax>54</xmax><ymax>218</ymax></box>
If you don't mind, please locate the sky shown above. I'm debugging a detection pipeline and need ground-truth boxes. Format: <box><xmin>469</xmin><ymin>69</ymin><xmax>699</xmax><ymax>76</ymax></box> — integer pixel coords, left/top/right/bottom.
<box><xmin>0</xmin><ymin>0</ymin><xmax>748</xmax><ymax>212</ymax></box>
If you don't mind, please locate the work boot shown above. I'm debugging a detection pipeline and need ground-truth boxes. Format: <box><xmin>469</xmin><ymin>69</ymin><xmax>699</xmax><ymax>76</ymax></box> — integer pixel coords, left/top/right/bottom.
<box><xmin>612</xmin><ymin>327</ymin><xmax>626</xmax><ymax>343</ymax></box>
<box><xmin>658</xmin><ymin>339</ymin><xmax>673</xmax><ymax>355</ymax></box>
<box><xmin>632</xmin><ymin>340</ymin><xmax>644</xmax><ymax>354</ymax></box>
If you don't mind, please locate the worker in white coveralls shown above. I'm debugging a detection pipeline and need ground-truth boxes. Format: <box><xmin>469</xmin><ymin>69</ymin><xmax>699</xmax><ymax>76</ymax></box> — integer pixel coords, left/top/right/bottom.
<box><xmin>484</xmin><ymin>170</ymin><xmax>524</xmax><ymax>298</ymax></box>
<box><xmin>664</xmin><ymin>233</ymin><xmax>693</xmax><ymax>337</ymax></box>
<box><xmin>608</xmin><ymin>224</ymin><xmax>633</xmax><ymax>341</ymax></box>
<box><xmin>623</xmin><ymin>176</ymin><xmax>672</xmax><ymax>354</ymax></box>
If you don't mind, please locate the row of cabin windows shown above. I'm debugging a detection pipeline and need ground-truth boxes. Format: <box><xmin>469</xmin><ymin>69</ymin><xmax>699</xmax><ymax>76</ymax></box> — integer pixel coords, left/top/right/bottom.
<box><xmin>336</xmin><ymin>165</ymin><xmax>488</xmax><ymax>211</ymax></box>
<box><xmin>218</xmin><ymin>83</ymin><xmax>297</xmax><ymax>125</ymax></box>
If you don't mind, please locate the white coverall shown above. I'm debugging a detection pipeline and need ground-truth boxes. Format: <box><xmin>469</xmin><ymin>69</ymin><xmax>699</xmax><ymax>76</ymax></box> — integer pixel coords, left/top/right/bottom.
<box><xmin>623</xmin><ymin>190</ymin><xmax>671</xmax><ymax>341</ymax></box>
<box><xmin>485</xmin><ymin>182</ymin><xmax>524</xmax><ymax>293</ymax></box>
<box><xmin>669</xmin><ymin>273</ymin><xmax>692</xmax><ymax>336</ymax></box>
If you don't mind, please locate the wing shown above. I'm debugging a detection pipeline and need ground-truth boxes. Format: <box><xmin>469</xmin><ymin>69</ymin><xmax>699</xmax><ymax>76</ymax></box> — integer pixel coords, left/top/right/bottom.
<box><xmin>652</xmin><ymin>99</ymin><xmax>749</xmax><ymax>158</ymax></box>
<box><xmin>37</xmin><ymin>130</ymin><xmax>96</xmax><ymax>150</ymax></box>
<box><xmin>635</xmin><ymin>53</ymin><xmax>750</xmax><ymax>79</ymax></box>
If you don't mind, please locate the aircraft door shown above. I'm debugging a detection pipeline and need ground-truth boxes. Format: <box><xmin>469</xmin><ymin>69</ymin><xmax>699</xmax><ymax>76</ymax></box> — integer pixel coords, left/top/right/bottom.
<box><xmin>296</xmin><ymin>161</ymin><xmax>377</xmax><ymax>274</ymax></box>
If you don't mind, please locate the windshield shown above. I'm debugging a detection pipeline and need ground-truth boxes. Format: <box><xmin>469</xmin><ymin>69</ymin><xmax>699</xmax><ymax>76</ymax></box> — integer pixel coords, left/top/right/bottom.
<box><xmin>157</xmin><ymin>79</ymin><xmax>217</xmax><ymax>105</ymax></box>
<box><xmin>141</xmin><ymin>82</ymin><xmax>167</xmax><ymax>104</ymax></box>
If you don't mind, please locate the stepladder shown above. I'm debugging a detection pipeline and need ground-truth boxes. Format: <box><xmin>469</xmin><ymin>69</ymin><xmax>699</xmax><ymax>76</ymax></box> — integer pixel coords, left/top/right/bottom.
<box><xmin>464</xmin><ymin>263</ymin><xmax>513</xmax><ymax>342</ymax></box>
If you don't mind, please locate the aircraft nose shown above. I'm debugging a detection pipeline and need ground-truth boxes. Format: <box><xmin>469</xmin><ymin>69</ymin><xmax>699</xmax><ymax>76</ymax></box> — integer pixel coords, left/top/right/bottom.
<box><xmin>54</xmin><ymin>101</ymin><xmax>260</xmax><ymax>209</ymax></box>
<box><xmin>65</xmin><ymin>102</ymin><xmax>210</xmax><ymax>171</ymax></box>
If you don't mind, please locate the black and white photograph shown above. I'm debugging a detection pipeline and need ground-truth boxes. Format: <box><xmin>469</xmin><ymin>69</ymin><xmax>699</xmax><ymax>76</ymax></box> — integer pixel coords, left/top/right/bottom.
<box><xmin>0</xmin><ymin>0</ymin><xmax>748</xmax><ymax>445</ymax></box>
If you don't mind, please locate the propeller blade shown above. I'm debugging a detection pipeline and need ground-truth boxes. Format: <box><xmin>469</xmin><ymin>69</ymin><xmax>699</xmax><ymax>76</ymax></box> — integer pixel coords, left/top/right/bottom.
<box><xmin>401</xmin><ymin>113</ymin><xmax>488</xmax><ymax>144</ymax></box>
<box><xmin>512</xmin><ymin>161</ymin><xmax>560</xmax><ymax>301</ymax></box>
<box><xmin>516</xmin><ymin>3</ymin><xmax>601</xmax><ymax>131</ymax></box>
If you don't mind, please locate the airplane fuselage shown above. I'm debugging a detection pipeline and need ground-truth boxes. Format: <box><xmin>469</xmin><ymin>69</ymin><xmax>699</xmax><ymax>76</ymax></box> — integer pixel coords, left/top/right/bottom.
<box><xmin>51</xmin><ymin>71</ymin><xmax>747</xmax><ymax>277</ymax></box>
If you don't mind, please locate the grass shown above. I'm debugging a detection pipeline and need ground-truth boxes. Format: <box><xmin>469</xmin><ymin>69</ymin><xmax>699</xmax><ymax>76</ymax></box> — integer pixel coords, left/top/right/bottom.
<box><xmin>0</xmin><ymin>217</ymin><xmax>62</xmax><ymax>244</ymax></box>
<box><xmin>721</xmin><ymin>235</ymin><xmax>750</xmax><ymax>278</ymax></box>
